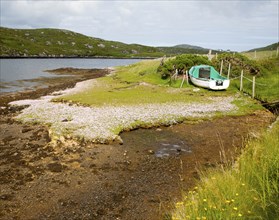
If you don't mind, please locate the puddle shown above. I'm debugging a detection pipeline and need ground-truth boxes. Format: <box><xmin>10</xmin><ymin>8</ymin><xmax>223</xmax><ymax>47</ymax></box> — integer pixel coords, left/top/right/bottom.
<box><xmin>155</xmin><ymin>142</ymin><xmax>192</xmax><ymax>158</ymax></box>
<box><xmin>119</xmin><ymin>127</ymin><xmax>193</xmax><ymax>158</ymax></box>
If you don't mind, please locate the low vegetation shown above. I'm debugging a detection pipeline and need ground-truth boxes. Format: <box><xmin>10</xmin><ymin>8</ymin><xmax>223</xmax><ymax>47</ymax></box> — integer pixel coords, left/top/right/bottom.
<box><xmin>157</xmin><ymin>54</ymin><xmax>211</xmax><ymax>79</ymax></box>
<box><xmin>172</xmin><ymin>119</ymin><xmax>279</xmax><ymax>220</ymax></box>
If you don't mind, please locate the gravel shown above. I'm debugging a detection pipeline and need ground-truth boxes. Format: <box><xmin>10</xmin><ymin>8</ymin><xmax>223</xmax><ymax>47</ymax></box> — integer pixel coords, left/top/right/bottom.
<box><xmin>10</xmin><ymin>79</ymin><xmax>237</xmax><ymax>144</ymax></box>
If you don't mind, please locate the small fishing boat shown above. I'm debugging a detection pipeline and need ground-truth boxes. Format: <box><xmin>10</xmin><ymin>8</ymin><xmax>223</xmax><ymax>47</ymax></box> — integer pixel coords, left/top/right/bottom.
<box><xmin>189</xmin><ymin>65</ymin><xmax>230</xmax><ymax>90</ymax></box>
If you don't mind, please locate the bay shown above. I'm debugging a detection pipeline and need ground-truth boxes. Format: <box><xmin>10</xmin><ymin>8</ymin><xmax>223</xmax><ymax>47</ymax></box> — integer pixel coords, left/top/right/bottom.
<box><xmin>0</xmin><ymin>58</ymin><xmax>144</xmax><ymax>93</ymax></box>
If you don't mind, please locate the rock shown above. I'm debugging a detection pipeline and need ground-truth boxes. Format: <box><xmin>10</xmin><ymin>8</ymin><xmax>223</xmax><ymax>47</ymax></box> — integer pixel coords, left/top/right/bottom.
<box><xmin>59</xmin><ymin>136</ymin><xmax>65</xmax><ymax>143</ymax></box>
<box><xmin>21</xmin><ymin>127</ymin><xmax>32</xmax><ymax>133</ymax></box>
<box><xmin>148</xmin><ymin>150</ymin><xmax>154</xmax><ymax>155</ymax></box>
<box><xmin>131</xmin><ymin>49</ymin><xmax>138</xmax><ymax>54</ymax></box>
<box><xmin>114</xmin><ymin>136</ymin><xmax>123</xmax><ymax>145</ymax></box>
<box><xmin>47</xmin><ymin>162</ymin><xmax>64</xmax><ymax>172</ymax></box>
<box><xmin>98</xmin><ymin>43</ymin><xmax>105</xmax><ymax>48</ymax></box>
<box><xmin>0</xmin><ymin>194</ymin><xmax>13</xmax><ymax>201</ymax></box>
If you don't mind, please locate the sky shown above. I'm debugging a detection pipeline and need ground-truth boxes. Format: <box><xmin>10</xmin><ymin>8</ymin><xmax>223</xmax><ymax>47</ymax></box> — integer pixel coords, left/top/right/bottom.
<box><xmin>0</xmin><ymin>0</ymin><xmax>278</xmax><ymax>51</ymax></box>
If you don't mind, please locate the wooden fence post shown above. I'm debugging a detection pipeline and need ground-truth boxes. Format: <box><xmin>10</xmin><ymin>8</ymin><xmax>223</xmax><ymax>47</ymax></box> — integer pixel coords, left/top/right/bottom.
<box><xmin>254</xmin><ymin>50</ymin><xmax>257</xmax><ymax>59</ymax></box>
<box><xmin>252</xmin><ymin>76</ymin><xmax>256</xmax><ymax>98</ymax></box>
<box><xmin>175</xmin><ymin>69</ymin><xmax>178</xmax><ymax>80</ymax></box>
<box><xmin>180</xmin><ymin>74</ymin><xmax>185</xmax><ymax>88</ymax></box>
<box><xmin>186</xmin><ymin>70</ymin><xmax>189</xmax><ymax>85</ymax></box>
<box><xmin>240</xmin><ymin>70</ymin><xmax>243</xmax><ymax>92</ymax></box>
<box><xmin>220</xmin><ymin>60</ymin><xmax>223</xmax><ymax>75</ymax></box>
<box><xmin>227</xmin><ymin>63</ymin><xmax>231</xmax><ymax>79</ymax></box>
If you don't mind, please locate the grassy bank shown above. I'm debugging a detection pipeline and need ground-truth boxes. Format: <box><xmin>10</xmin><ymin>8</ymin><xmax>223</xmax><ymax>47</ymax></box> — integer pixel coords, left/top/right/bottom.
<box><xmin>236</xmin><ymin>51</ymin><xmax>279</xmax><ymax>104</ymax></box>
<box><xmin>172</xmin><ymin>119</ymin><xmax>279</xmax><ymax>219</ymax></box>
<box><xmin>236</xmin><ymin>57</ymin><xmax>279</xmax><ymax>103</ymax></box>
<box><xmin>213</xmin><ymin>52</ymin><xmax>279</xmax><ymax>104</ymax></box>
<box><xmin>56</xmin><ymin>59</ymin><xmax>263</xmax><ymax>115</ymax></box>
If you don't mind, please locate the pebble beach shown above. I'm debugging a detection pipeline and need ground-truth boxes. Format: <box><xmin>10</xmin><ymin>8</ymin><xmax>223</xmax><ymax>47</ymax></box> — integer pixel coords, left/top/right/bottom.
<box><xmin>10</xmin><ymin>78</ymin><xmax>237</xmax><ymax>144</ymax></box>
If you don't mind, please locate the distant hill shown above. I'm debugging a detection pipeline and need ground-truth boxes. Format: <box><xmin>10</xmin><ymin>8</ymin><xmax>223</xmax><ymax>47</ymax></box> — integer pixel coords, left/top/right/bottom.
<box><xmin>247</xmin><ymin>42</ymin><xmax>279</xmax><ymax>52</ymax></box>
<box><xmin>157</xmin><ymin>44</ymin><xmax>219</xmax><ymax>55</ymax></box>
<box><xmin>174</xmin><ymin>44</ymin><xmax>207</xmax><ymax>50</ymax></box>
<box><xmin>0</xmin><ymin>27</ymin><xmax>211</xmax><ymax>58</ymax></box>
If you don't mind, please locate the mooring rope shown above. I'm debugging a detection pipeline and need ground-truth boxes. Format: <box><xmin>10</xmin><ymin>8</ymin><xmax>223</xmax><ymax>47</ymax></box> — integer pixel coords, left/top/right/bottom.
<box><xmin>242</xmin><ymin>76</ymin><xmax>267</xmax><ymax>86</ymax></box>
<box><xmin>229</xmin><ymin>76</ymin><xmax>241</xmax><ymax>80</ymax></box>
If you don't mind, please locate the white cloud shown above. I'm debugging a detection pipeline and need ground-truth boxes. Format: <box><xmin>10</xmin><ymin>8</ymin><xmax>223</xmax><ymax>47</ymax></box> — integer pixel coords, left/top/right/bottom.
<box><xmin>0</xmin><ymin>0</ymin><xmax>278</xmax><ymax>51</ymax></box>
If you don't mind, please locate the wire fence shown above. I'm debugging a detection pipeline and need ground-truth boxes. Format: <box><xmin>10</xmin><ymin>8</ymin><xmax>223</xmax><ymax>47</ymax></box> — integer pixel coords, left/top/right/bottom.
<box><xmin>220</xmin><ymin>58</ymin><xmax>268</xmax><ymax>98</ymax></box>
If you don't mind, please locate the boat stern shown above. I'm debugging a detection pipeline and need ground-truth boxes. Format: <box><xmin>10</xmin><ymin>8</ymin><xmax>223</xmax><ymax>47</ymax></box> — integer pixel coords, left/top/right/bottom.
<box><xmin>209</xmin><ymin>79</ymin><xmax>230</xmax><ymax>90</ymax></box>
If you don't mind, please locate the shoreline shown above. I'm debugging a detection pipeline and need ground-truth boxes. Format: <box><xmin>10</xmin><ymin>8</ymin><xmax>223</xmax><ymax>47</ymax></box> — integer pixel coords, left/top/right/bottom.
<box><xmin>0</xmin><ymin>68</ymin><xmax>110</xmax><ymax>107</ymax></box>
<box><xmin>6</xmin><ymin>67</ymin><xmax>237</xmax><ymax>145</ymax></box>
<box><xmin>0</xmin><ymin>56</ymin><xmax>157</xmax><ymax>59</ymax></box>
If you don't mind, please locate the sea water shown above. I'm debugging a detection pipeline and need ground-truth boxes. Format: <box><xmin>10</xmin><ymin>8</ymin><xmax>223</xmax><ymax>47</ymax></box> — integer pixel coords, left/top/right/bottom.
<box><xmin>0</xmin><ymin>58</ymin><xmax>144</xmax><ymax>93</ymax></box>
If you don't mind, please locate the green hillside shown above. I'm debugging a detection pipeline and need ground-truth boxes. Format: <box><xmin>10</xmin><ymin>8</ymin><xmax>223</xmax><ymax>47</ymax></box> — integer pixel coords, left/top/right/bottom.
<box><xmin>247</xmin><ymin>42</ymin><xmax>278</xmax><ymax>52</ymax></box>
<box><xmin>157</xmin><ymin>46</ymin><xmax>208</xmax><ymax>55</ymax></box>
<box><xmin>0</xmin><ymin>27</ymin><xmax>210</xmax><ymax>58</ymax></box>
<box><xmin>0</xmin><ymin>27</ymin><xmax>163</xmax><ymax>58</ymax></box>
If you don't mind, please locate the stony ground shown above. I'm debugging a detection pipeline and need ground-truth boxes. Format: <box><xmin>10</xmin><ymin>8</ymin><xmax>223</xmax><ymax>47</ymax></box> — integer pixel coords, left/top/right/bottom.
<box><xmin>10</xmin><ymin>85</ymin><xmax>236</xmax><ymax>144</ymax></box>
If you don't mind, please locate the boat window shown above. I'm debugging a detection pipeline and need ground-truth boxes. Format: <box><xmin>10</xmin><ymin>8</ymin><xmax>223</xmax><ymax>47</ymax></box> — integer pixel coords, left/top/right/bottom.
<box><xmin>199</xmin><ymin>67</ymin><xmax>210</xmax><ymax>79</ymax></box>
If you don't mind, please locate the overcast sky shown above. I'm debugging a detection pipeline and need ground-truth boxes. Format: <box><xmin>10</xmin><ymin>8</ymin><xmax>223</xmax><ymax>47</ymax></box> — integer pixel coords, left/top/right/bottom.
<box><xmin>0</xmin><ymin>0</ymin><xmax>278</xmax><ymax>51</ymax></box>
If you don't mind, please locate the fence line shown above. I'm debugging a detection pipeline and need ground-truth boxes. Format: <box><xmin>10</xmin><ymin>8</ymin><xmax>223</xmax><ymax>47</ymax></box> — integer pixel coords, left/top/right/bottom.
<box><xmin>238</xmin><ymin>70</ymin><xmax>268</xmax><ymax>98</ymax></box>
<box><xmin>242</xmin><ymin>76</ymin><xmax>267</xmax><ymax>86</ymax></box>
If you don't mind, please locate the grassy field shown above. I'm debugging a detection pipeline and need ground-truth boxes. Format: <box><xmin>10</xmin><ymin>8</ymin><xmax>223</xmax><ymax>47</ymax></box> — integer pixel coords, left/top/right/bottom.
<box><xmin>172</xmin><ymin>119</ymin><xmax>279</xmax><ymax>220</ymax></box>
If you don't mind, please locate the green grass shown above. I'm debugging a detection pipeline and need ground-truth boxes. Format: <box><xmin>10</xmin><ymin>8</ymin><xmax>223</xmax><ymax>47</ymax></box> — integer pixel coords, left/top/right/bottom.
<box><xmin>230</xmin><ymin>57</ymin><xmax>279</xmax><ymax>103</ymax></box>
<box><xmin>242</xmin><ymin>50</ymin><xmax>278</xmax><ymax>60</ymax></box>
<box><xmin>56</xmin><ymin>60</ymin><xmax>212</xmax><ymax>106</ymax></box>
<box><xmin>172</xmin><ymin>120</ymin><xmax>279</xmax><ymax>220</ymax></box>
